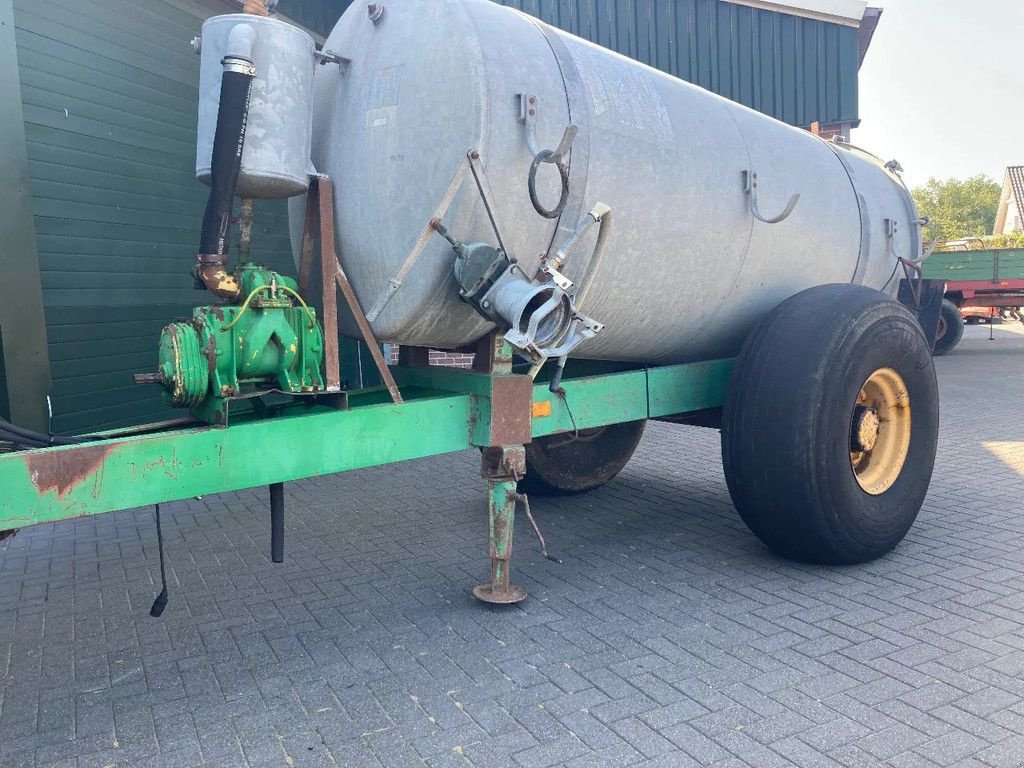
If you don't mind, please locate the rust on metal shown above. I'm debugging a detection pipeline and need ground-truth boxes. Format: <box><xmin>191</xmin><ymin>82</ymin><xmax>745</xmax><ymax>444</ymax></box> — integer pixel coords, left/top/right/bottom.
<box><xmin>238</xmin><ymin>198</ymin><xmax>254</xmax><ymax>261</ymax></box>
<box><xmin>473</xmin><ymin>332</ymin><xmax>510</xmax><ymax>374</ymax></box>
<box><xmin>480</xmin><ymin>445</ymin><xmax>526</xmax><ymax>480</ymax></box>
<box><xmin>317</xmin><ymin>178</ymin><xmax>404</xmax><ymax>404</ymax></box>
<box><xmin>194</xmin><ymin>254</ymin><xmax>241</xmax><ymax>301</ymax></box>
<box><xmin>25</xmin><ymin>442</ymin><xmax>116</xmax><ymax>500</ymax></box>
<box><xmin>298</xmin><ymin>187</ymin><xmax>317</xmax><ymax>296</ymax></box>
<box><xmin>315</xmin><ymin>178</ymin><xmax>342</xmax><ymax>393</ymax></box>
<box><xmin>488</xmin><ymin>376</ymin><xmax>532</xmax><ymax>447</ymax></box>
<box><xmin>242</xmin><ymin>0</ymin><xmax>270</xmax><ymax>15</ymax></box>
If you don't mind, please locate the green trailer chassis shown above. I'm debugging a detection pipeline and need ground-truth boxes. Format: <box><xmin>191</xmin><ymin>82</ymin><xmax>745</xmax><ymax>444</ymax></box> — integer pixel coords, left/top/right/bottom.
<box><xmin>0</xmin><ymin>342</ymin><xmax>731</xmax><ymax>603</ymax></box>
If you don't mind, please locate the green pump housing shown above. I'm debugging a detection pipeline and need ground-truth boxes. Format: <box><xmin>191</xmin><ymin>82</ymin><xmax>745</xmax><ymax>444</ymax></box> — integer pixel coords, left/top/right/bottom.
<box><xmin>152</xmin><ymin>264</ymin><xmax>325</xmax><ymax>424</ymax></box>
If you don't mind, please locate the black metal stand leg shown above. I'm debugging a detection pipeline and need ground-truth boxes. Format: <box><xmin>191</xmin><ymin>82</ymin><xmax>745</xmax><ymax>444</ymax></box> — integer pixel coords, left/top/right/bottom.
<box><xmin>270</xmin><ymin>482</ymin><xmax>284</xmax><ymax>563</ymax></box>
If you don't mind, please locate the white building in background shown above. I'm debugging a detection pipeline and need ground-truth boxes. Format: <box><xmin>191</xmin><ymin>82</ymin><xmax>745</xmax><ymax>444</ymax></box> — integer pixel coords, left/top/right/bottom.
<box><xmin>994</xmin><ymin>166</ymin><xmax>1024</xmax><ymax>234</ymax></box>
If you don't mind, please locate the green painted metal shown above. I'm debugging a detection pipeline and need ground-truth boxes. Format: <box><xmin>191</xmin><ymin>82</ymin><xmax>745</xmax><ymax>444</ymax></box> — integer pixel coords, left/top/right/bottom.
<box><xmin>152</xmin><ymin>265</ymin><xmax>326</xmax><ymax>422</ymax></box>
<box><xmin>923</xmin><ymin>248</ymin><xmax>1024</xmax><ymax>284</ymax></box>
<box><xmin>0</xmin><ymin>357</ymin><xmax>734</xmax><ymax>532</ymax></box>
<box><xmin>530</xmin><ymin>370</ymin><xmax>649</xmax><ymax>438</ymax></box>
<box><xmin>0</xmin><ymin>389</ymin><xmax>473</xmax><ymax>530</ymax></box>
<box><xmin>0</xmin><ymin>0</ymin><xmax>51</xmax><ymax>432</ymax></box>
<box><xmin>486</xmin><ymin>478</ymin><xmax>517</xmax><ymax>592</ymax></box>
<box><xmin>647</xmin><ymin>359</ymin><xmax>734</xmax><ymax>418</ymax></box>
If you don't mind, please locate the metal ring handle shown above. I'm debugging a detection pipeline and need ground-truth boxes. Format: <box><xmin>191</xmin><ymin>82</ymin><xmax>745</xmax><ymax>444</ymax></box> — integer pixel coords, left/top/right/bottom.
<box><xmin>529</xmin><ymin>150</ymin><xmax>570</xmax><ymax>220</ymax></box>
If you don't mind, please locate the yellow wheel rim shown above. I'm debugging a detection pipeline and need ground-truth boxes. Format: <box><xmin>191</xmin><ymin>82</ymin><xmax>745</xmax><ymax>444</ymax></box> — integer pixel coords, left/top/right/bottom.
<box><xmin>849</xmin><ymin>368</ymin><xmax>911</xmax><ymax>495</ymax></box>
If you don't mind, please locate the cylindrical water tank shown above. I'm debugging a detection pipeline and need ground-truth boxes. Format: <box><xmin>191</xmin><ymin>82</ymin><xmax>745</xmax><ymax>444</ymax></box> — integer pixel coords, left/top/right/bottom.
<box><xmin>293</xmin><ymin>0</ymin><xmax>921</xmax><ymax>363</ymax></box>
<box><xmin>197</xmin><ymin>14</ymin><xmax>316</xmax><ymax>199</ymax></box>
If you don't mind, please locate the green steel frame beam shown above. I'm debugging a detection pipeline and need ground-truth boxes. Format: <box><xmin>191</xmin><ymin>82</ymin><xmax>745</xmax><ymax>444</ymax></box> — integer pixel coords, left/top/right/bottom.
<box><xmin>0</xmin><ymin>359</ymin><xmax>732</xmax><ymax>531</ymax></box>
<box><xmin>0</xmin><ymin>0</ymin><xmax>52</xmax><ymax>431</ymax></box>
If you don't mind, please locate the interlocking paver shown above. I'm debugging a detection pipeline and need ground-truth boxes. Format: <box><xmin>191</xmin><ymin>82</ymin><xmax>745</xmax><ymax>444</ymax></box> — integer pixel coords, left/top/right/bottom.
<box><xmin>2</xmin><ymin>324</ymin><xmax>1024</xmax><ymax>766</ymax></box>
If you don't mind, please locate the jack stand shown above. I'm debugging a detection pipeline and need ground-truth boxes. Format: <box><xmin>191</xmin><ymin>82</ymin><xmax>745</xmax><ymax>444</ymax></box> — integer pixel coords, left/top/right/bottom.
<box><xmin>472</xmin><ymin>446</ymin><xmax>528</xmax><ymax>605</ymax></box>
<box><xmin>471</xmin><ymin>332</ymin><xmax>530</xmax><ymax>604</ymax></box>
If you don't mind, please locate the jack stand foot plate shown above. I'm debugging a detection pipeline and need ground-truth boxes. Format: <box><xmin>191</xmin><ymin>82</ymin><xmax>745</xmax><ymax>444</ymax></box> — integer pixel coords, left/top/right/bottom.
<box><xmin>472</xmin><ymin>583</ymin><xmax>527</xmax><ymax>605</ymax></box>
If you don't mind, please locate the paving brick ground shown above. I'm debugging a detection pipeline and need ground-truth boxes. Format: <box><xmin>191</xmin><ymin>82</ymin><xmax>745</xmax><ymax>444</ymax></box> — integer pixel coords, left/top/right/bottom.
<box><xmin>2</xmin><ymin>322</ymin><xmax>1023</xmax><ymax>768</ymax></box>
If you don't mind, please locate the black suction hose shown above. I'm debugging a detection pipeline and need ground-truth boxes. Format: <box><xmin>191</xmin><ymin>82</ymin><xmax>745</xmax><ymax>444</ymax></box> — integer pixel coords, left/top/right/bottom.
<box><xmin>197</xmin><ymin>55</ymin><xmax>256</xmax><ymax>289</ymax></box>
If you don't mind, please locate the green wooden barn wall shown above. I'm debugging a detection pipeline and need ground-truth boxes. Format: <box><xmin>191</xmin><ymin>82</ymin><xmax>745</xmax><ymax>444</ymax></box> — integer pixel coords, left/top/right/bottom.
<box><xmin>314</xmin><ymin>0</ymin><xmax>860</xmax><ymax>128</ymax></box>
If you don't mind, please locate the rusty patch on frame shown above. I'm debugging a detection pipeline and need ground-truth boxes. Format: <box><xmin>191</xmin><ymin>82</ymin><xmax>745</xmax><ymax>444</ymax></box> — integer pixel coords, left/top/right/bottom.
<box><xmin>25</xmin><ymin>442</ymin><xmax>116</xmax><ymax>500</ymax></box>
<box><xmin>489</xmin><ymin>376</ymin><xmax>533</xmax><ymax>447</ymax></box>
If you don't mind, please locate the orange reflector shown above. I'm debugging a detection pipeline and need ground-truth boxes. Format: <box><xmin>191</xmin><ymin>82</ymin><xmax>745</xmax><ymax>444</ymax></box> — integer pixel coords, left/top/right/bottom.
<box><xmin>531</xmin><ymin>400</ymin><xmax>552</xmax><ymax>418</ymax></box>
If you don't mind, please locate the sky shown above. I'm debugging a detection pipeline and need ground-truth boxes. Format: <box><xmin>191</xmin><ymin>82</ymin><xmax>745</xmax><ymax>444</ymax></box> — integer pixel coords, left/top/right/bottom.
<box><xmin>853</xmin><ymin>0</ymin><xmax>1024</xmax><ymax>189</ymax></box>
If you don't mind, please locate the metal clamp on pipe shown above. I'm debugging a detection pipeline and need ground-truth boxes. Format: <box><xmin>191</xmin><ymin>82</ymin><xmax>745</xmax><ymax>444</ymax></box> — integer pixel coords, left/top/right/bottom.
<box><xmin>434</xmin><ymin>221</ymin><xmax>603</xmax><ymax>367</ymax></box>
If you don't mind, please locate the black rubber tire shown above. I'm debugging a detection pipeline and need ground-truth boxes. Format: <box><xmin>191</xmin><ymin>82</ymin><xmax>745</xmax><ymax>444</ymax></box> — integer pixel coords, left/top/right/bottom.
<box><xmin>520</xmin><ymin>420</ymin><xmax>646</xmax><ymax>496</ymax></box>
<box><xmin>933</xmin><ymin>299</ymin><xmax>964</xmax><ymax>356</ymax></box>
<box><xmin>721</xmin><ymin>284</ymin><xmax>939</xmax><ymax>565</ymax></box>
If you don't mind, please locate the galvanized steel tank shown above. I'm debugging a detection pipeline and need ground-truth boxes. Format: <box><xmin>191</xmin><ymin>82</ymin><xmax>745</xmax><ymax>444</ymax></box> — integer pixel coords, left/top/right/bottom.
<box><xmin>295</xmin><ymin>0</ymin><xmax>921</xmax><ymax>362</ymax></box>
<box><xmin>197</xmin><ymin>14</ymin><xmax>316</xmax><ymax>199</ymax></box>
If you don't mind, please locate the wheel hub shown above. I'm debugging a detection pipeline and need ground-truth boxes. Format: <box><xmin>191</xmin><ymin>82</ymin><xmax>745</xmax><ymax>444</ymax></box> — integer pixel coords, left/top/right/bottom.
<box><xmin>851</xmin><ymin>406</ymin><xmax>881</xmax><ymax>452</ymax></box>
<box><xmin>849</xmin><ymin>368</ymin><xmax>912</xmax><ymax>496</ymax></box>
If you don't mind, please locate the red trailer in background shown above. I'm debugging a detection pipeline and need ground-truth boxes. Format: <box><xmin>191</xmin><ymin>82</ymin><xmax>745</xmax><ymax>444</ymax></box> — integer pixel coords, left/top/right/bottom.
<box><xmin>923</xmin><ymin>243</ymin><xmax>1024</xmax><ymax>355</ymax></box>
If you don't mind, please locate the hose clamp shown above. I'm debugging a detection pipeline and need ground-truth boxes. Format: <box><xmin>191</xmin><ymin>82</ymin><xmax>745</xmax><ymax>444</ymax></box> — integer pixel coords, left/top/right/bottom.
<box><xmin>221</xmin><ymin>56</ymin><xmax>257</xmax><ymax>77</ymax></box>
<box><xmin>195</xmin><ymin>253</ymin><xmax>227</xmax><ymax>267</ymax></box>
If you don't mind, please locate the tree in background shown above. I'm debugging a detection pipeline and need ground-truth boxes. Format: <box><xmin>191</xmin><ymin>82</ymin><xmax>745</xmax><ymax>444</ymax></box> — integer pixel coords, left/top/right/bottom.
<box><xmin>912</xmin><ymin>175</ymin><xmax>1001</xmax><ymax>242</ymax></box>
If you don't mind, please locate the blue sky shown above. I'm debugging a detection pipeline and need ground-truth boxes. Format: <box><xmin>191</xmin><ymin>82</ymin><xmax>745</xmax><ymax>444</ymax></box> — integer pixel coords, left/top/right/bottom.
<box><xmin>853</xmin><ymin>0</ymin><xmax>1023</xmax><ymax>188</ymax></box>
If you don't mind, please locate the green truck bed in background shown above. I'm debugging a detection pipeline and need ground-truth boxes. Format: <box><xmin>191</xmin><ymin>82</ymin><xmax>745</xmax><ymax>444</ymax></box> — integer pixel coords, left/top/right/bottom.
<box><xmin>923</xmin><ymin>248</ymin><xmax>1024</xmax><ymax>285</ymax></box>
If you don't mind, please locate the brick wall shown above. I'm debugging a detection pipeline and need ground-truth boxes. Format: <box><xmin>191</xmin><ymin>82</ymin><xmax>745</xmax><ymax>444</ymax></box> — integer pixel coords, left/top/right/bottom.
<box><xmin>428</xmin><ymin>350</ymin><xmax>476</xmax><ymax>368</ymax></box>
<box><xmin>385</xmin><ymin>344</ymin><xmax>475</xmax><ymax>369</ymax></box>
<box><xmin>809</xmin><ymin>122</ymin><xmax>853</xmax><ymax>142</ymax></box>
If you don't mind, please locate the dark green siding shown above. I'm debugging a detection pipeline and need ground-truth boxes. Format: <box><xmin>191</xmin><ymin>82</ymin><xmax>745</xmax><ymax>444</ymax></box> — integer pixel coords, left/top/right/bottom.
<box><xmin>497</xmin><ymin>0</ymin><xmax>859</xmax><ymax>127</ymax></box>
<box><xmin>278</xmin><ymin>0</ymin><xmax>350</xmax><ymax>37</ymax></box>
<box><xmin>12</xmin><ymin>0</ymin><xmax>373</xmax><ymax>433</ymax></box>
<box><xmin>319</xmin><ymin>0</ymin><xmax>860</xmax><ymax>127</ymax></box>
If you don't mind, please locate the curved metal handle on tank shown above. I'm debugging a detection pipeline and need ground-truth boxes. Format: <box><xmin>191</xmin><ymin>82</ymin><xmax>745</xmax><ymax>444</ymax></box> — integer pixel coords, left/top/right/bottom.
<box><xmin>743</xmin><ymin>170</ymin><xmax>800</xmax><ymax>225</ymax></box>
<box><xmin>528</xmin><ymin>126</ymin><xmax>577</xmax><ymax>219</ymax></box>
<box><xmin>519</xmin><ymin>94</ymin><xmax>577</xmax><ymax>220</ymax></box>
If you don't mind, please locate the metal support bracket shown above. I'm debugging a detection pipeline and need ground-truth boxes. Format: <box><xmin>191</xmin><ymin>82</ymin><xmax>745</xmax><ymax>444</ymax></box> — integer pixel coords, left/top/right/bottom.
<box><xmin>742</xmin><ymin>170</ymin><xmax>800</xmax><ymax>225</ymax></box>
<box><xmin>297</xmin><ymin>177</ymin><xmax>403</xmax><ymax>404</ymax></box>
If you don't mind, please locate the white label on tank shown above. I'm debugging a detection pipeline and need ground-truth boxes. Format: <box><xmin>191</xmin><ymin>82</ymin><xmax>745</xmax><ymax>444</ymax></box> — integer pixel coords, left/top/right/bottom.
<box><xmin>366</xmin><ymin>106</ymin><xmax>397</xmax><ymax>129</ymax></box>
<box><xmin>367</xmin><ymin>66</ymin><xmax>402</xmax><ymax>129</ymax></box>
<box><xmin>569</xmin><ymin>42</ymin><xmax>674</xmax><ymax>149</ymax></box>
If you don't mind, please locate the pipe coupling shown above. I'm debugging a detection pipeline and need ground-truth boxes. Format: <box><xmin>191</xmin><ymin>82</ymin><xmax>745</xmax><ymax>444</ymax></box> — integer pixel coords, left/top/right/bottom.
<box><xmin>194</xmin><ymin>254</ymin><xmax>241</xmax><ymax>301</ymax></box>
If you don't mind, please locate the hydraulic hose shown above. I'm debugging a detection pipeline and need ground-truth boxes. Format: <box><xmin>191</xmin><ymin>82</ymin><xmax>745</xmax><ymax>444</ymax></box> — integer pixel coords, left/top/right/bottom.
<box><xmin>0</xmin><ymin>416</ymin><xmax>92</xmax><ymax>448</ymax></box>
<box><xmin>568</xmin><ymin>205</ymin><xmax>612</xmax><ymax>310</ymax></box>
<box><xmin>196</xmin><ymin>28</ymin><xmax>257</xmax><ymax>300</ymax></box>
